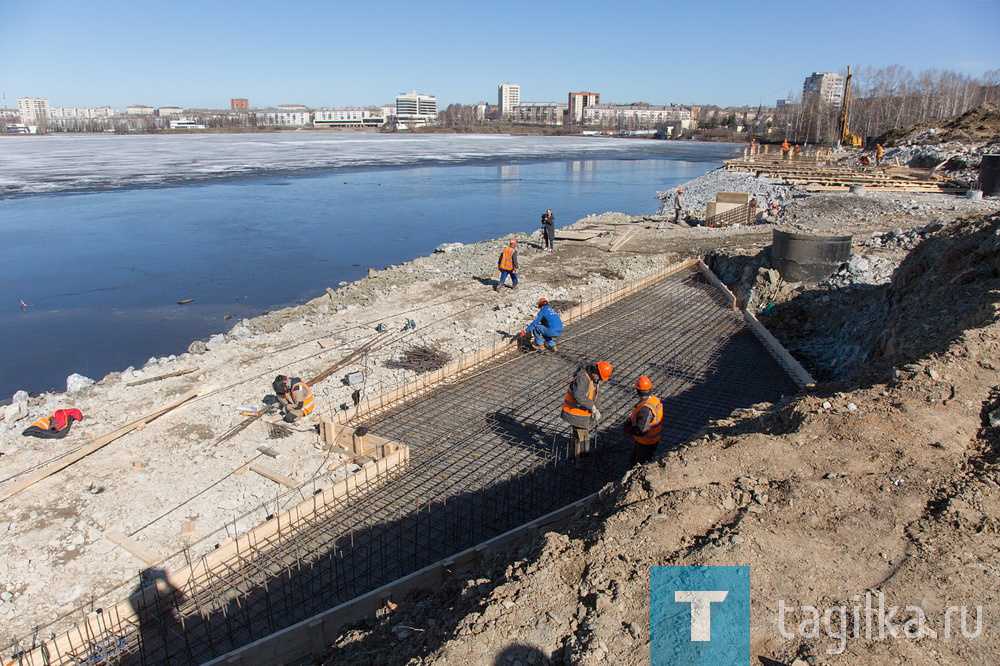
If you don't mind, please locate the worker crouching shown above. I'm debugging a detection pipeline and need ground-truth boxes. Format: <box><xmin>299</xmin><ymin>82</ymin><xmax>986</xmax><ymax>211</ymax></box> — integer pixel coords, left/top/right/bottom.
<box><xmin>560</xmin><ymin>362</ymin><xmax>612</xmax><ymax>466</ymax></box>
<box><xmin>272</xmin><ymin>375</ymin><xmax>315</xmax><ymax>423</ymax></box>
<box><xmin>624</xmin><ymin>375</ymin><xmax>663</xmax><ymax>466</ymax></box>
<box><xmin>523</xmin><ymin>298</ymin><xmax>562</xmax><ymax>351</ymax></box>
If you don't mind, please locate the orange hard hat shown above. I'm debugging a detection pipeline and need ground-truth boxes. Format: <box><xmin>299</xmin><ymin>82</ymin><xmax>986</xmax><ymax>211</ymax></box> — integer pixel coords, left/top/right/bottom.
<box><xmin>678</xmin><ymin>189</ymin><xmax>684</xmax><ymax>193</ymax></box>
<box><xmin>596</xmin><ymin>361</ymin><xmax>613</xmax><ymax>381</ymax></box>
<box><xmin>537</xmin><ymin>298</ymin><xmax>548</xmax><ymax>307</ymax></box>
<box><xmin>509</xmin><ymin>239</ymin><xmax>517</xmax><ymax>245</ymax></box>
<box><xmin>636</xmin><ymin>375</ymin><xmax>652</xmax><ymax>392</ymax></box>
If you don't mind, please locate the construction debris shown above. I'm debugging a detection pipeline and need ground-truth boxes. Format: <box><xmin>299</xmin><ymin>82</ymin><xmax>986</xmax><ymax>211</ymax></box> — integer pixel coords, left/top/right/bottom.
<box><xmin>386</xmin><ymin>344</ymin><xmax>451</xmax><ymax>373</ymax></box>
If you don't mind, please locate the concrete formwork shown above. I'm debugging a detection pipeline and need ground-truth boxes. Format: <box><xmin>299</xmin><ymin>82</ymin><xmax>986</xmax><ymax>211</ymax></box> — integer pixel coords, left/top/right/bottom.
<box><xmin>9</xmin><ymin>261</ymin><xmax>803</xmax><ymax>665</ymax></box>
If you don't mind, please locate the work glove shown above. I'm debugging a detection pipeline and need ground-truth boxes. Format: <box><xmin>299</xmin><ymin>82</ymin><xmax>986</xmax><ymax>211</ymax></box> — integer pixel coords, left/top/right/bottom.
<box><xmin>518</xmin><ymin>331</ymin><xmax>526</xmax><ymax>338</ymax></box>
<box><xmin>592</xmin><ymin>408</ymin><xmax>602</xmax><ymax>423</ymax></box>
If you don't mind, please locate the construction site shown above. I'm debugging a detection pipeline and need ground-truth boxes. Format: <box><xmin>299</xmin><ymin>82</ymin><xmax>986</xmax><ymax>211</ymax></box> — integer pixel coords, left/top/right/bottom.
<box><xmin>2</xmin><ymin>104</ymin><xmax>1000</xmax><ymax>665</ymax></box>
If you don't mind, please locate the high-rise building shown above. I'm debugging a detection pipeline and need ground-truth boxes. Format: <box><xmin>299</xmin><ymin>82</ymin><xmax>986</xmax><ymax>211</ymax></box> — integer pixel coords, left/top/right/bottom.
<box><xmin>568</xmin><ymin>92</ymin><xmax>600</xmax><ymax>123</ymax></box>
<box><xmin>395</xmin><ymin>92</ymin><xmax>437</xmax><ymax>126</ymax></box>
<box><xmin>498</xmin><ymin>84</ymin><xmax>520</xmax><ymax>117</ymax></box>
<box><xmin>802</xmin><ymin>72</ymin><xmax>845</xmax><ymax>106</ymax></box>
<box><xmin>231</xmin><ymin>98</ymin><xmax>249</xmax><ymax>111</ymax></box>
<box><xmin>17</xmin><ymin>97</ymin><xmax>50</xmax><ymax>123</ymax></box>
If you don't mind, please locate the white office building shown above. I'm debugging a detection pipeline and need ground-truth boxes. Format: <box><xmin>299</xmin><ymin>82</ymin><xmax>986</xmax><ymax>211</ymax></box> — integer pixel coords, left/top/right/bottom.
<box><xmin>313</xmin><ymin>108</ymin><xmax>385</xmax><ymax>128</ymax></box>
<box><xmin>395</xmin><ymin>92</ymin><xmax>437</xmax><ymax>126</ymax></box>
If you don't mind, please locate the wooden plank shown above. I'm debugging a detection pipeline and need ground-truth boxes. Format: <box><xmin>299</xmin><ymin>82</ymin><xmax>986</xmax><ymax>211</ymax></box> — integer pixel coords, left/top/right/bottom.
<box><xmin>607</xmin><ymin>229</ymin><xmax>637</xmax><ymax>252</ymax></box>
<box><xmin>126</xmin><ymin>367</ymin><xmax>199</xmax><ymax>386</ymax></box>
<box><xmin>105</xmin><ymin>530</ymin><xmax>160</xmax><ymax>566</ymax></box>
<box><xmin>0</xmin><ymin>390</ymin><xmax>198</xmax><ymax>503</ymax></box>
<box><xmin>250</xmin><ymin>464</ymin><xmax>299</xmax><ymax>489</ymax></box>
<box><xmin>554</xmin><ymin>230</ymin><xmax>599</xmax><ymax>241</ymax></box>
<box><xmin>742</xmin><ymin>310</ymin><xmax>814</xmax><ymax>388</ymax></box>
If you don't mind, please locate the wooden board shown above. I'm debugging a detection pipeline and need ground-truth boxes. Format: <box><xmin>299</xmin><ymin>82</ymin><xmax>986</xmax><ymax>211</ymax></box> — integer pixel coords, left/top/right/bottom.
<box><xmin>0</xmin><ymin>390</ymin><xmax>199</xmax><ymax>503</ymax></box>
<box><xmin>250</xmin><ymin>464</ymin><xmax>299</xmax><ymax>489</ymax></box>
<box><xmin>554</xmin><ymin>230</ymin><xmax>600</xmax><ymax>241</ymax></box>
<box><xmin>105</xmin><ymin>530</ymin><xmax>160</xmax><ymax>566</ymax></box>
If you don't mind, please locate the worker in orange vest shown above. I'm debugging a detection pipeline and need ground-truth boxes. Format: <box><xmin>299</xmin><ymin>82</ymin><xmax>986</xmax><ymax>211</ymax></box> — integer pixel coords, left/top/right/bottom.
<box><xmin>781</xmin><ymin>139</ymin><xmax>791</xmax><ymax>158</ymax></box>
<box><xmin>875</xmin><ymin>143</ymin><xmax>884</xmax><ymax>166</ymax></box>
<box><xmin>624</xmin><ymin>376</ymin><xmax>663</xmax><ymax>466</ymax></box>
<box><xmin>560</xmin><ymin>361</ymin><xmax>612</xmax><ymax>464</ymax></box>
<box><xmin>272</xmin><ymin>375</ymin><xmax>315</xmax><ymax>423</ymax></box>
<box><xmin>22</xmin><ymin>408</ymin><xmax>84</xmax><ymax>439</ymax></box>
<box><xmin>495</xmin><ymin>238</ymin><xmax>519</xmax><ymax>292</ymax></box>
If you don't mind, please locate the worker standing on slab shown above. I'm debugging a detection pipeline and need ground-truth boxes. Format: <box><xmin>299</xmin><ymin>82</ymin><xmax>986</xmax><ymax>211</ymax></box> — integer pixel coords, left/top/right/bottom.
<box><xmin>541</xmin><ymin>209</ymin><xmax>555</xmax><ymax>251</ymax></box>
<box><xmin>495</xmin><ymin>239</ymin><xmax>519</xmax><ymax>291</ymax></box>
<box><xmin>781</xmin><ymin>139</ymin><xmax>791</xmax><ymax>159</ymax></box>
<box><xmin>560</xmin><ymin>362</ymin><xmax>612</xmax><ymax>465</ymax></box>
<box><xmin>875</xmin><ymin>143</ymin><xmax>884</xmax><ymax>166</ymax></box>
<box><xmin>272</xmin><ymin>375</ymin><xmax>315</xmax><ymax>423</ymax></box>
<box><xmin>624</xmin><ymin>376</ymin><xmax>663</xmax><ymax>466</ymax></box>
<box><xmin>673</xmin><ymin>189</ymin><xmax>684</xmax><ymax>224</ymax></box>
<box><xmin>522</xmin><ymin>298</ymin><xmax>562</xmax><ymax>351</ymax></box>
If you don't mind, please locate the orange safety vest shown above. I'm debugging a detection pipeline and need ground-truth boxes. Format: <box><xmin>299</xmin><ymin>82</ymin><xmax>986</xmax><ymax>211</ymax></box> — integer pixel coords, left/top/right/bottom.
<box><xmin>27</xmin><ymin>414</ymin><xmax>54</xmax><ymax>431</ymax></box>
<box><xmin>562</xmin><ymin>372</ymin><xmax>596</xmax><ymax>418</ymax></box>
<box><xmin>281</xmin><ymin>381</ymin><xmax>315</xmax><ymax>415</ymax></box>
<box><xmin>629</xmin><ymin>396</ymin><xmax>663</xmax><ymax>446</ymax></box>
<box><xmin>781</xmin><ymin>141</ymin><xmax>790</xmax><ymax>150</ymax></box>
<box><xmin>499</xmin><ymin>246</ymin><xmax>516</xmax><ymax>272</ymax></box>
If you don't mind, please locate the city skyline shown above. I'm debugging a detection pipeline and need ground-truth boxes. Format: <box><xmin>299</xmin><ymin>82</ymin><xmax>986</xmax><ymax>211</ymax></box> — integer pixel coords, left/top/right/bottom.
<box><xmin>1</xmin><ymin>0</ymin><xmax>998</xmax><ymax>111</ymax></box>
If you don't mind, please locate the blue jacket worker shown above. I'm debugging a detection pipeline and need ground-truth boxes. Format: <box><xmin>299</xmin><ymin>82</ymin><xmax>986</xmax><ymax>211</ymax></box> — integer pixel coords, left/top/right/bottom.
<box><xmin>523</xmin><ymin>298</ymin><xmax>563</xmax><ymax>351</ymax></box>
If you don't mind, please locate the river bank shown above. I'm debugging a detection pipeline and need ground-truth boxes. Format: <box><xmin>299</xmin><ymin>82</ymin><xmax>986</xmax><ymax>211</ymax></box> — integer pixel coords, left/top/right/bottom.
<box><xmin>2</xmin><ymin>161</ymin><xmax>997</xmax><ymax>653</ymax></box>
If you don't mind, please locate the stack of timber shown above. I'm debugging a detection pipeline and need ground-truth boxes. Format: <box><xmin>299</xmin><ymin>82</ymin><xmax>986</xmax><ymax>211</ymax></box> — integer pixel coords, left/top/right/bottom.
<box><xmin>724</xmin><ymin>155</ymin><xmax>967</xmax><ymax>193</ymax></box>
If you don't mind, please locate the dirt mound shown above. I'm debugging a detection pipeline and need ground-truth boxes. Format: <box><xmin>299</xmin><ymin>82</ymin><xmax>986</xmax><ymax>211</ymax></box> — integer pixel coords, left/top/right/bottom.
<box><xmin>761</xmin><ymin>212</ymin><xmax>1000</xmax><ymax>383</ymax></box>
<box><xmin>879</xmin><ymin>102</ymin><xmax>1000</xmax><ymax>147</ymax></box>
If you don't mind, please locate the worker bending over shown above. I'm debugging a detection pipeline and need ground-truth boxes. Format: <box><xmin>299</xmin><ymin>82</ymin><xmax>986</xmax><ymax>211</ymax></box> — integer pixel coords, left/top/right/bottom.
<box><xmin>272</xmin><ymin>375</ymin><xmax>315</xmax><ymax>423</ymax></box>
<box><xmin>624</xmin><ymin>375</ymin><xmax>663</xmax><ymax>466</ymax></box>
<box><xmin>523</xmin><ymin>298</ymin><xmax>562</xmax><ymax>351</ymax></box>
<box><xmin>495</xmin><ymin>239</ymin><xmax>519</xmax><ymax>291</ymax></box>
<box><xmin>560</xmin><ymin>362</ymin><xmax>612</xmax><ymax>465</ymax></box>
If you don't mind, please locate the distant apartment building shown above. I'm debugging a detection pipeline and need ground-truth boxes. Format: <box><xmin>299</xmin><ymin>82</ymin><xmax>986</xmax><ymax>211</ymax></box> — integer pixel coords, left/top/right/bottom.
<box><xmin>395</xmin><ymin>92</ymin><xmax>437</xmax><ymax>126</ymax></box>
<box><xmin>776</xmin><ymin>99</ymin><xmax>795</xmax><ymax>109</ymax></box>
<box><xmin>568</xmin><ymin>92</ymin><xmax>600</xmax><ymax>123</ymax></box>
<box><xmin>255</xmin><ymin>109</ymin><xmax>311</xmax><ymax>126</ymax></box>
<box><xmin>512</xmin><ymin>102</ymin><xmax>567</xmax><ymax>126</ymax></box>
<box><xmin>231</xmin><ymin>98</ymin><xmax>249</xmax><ymax>111</ymax></box>
<box><xmin>49</xmin><ymin>106</ymin><xmax>118</xmax><ymax>119</ymax></box>
<box><xmin>278</xmin><ymin>104</ymin><xmax>308</xmax><ymax>111</ymax></box>
<box><xmin>379</xmin><ymin>104</ymin><xmax>396</xmax><ymax>119</ymax></box>
<box><xmin>313</xmin><ymin>108</ymin><xmax>385</xmax><ymax>128</ymax></box>
<box><xmin>498</xmin><ymin>83</ymin><xmax>520</xmax><ymax>117</ymax></box>
<box><xmin>126</xmin><ymin>105</ymin><xmax>154</xmax><ymax>115</ymax></box>
<box><xmin>802</xmin><ymin>72</ymin><xmax>845</xmax><ymax>106</ymax></box>
<box><xmin>157</xmin><ymin>106</ymin><xmax>183</xmax><ymax>116</ymax></box>
<box><xmin>18</xmin><ymin>97</ymin><xmax>51</xmax><ymax>123</ymax></box>
<box><xmin>583</xmin><ymin>104</ymin><xmax>691</xmax><ymax>127</ymax></box>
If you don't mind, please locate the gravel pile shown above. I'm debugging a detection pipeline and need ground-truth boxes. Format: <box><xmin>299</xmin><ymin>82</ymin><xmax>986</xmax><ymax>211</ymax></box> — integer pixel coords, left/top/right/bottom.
<box><xmin>655</xmin><ymin>168</ymin><xmax>797</xmax><ymax>221</ymax></box>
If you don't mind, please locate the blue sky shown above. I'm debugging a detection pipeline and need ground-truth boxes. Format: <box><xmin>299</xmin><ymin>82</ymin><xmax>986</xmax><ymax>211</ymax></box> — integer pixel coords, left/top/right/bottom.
<box><xmin>1</xmin><ymin>0</ymin><xmax>998</xmax><ymax>110</ymax></box>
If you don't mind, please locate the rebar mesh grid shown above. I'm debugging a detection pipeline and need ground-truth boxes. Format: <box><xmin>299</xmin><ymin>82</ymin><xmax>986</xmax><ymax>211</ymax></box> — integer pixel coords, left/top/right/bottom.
<box><xmin>11</xmin><ymin>268</ymin><xmax>800</xmax><ymax>665</ymax></box>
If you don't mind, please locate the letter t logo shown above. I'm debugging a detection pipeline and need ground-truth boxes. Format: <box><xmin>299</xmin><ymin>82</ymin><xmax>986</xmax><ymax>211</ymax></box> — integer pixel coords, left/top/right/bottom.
<box><xmin>674</xmin><ymin>591</ymin><xmax>729</xmax><ymax>641</ymax></box>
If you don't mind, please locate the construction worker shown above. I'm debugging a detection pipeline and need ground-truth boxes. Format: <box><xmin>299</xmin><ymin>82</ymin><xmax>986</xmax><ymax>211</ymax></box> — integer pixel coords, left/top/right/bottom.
<box><xmin>495</xmin><ymin>239</ymin><xmax>519</xmax><ymax>291</ymax></box>
<box><xmin>521</xmin><ymin>298</ymin><xmax>562</xmax><ymax>351</ymax></box>
<box><xmin>541</xmin><ymin>209</ymin><xmax>555</xmax><ymax>251</ymax></box>
<box><xmin>875</xmin><ymin>143</ymin><xmax>884</xmax><ymax>166</ymax></box>
<box><xmin>272</xmin><ymin>375</ymin><xmax>315</xmax><ymax>423</ymax></box>
<box><xmin>781</xmin><ymin>139</ymin><xmax>791</xmax><ymax>159</ymax></box>
<box><xmin>21</xmin><ymin>408</ymin><xmax>84</xmax><ymax>439</ymax></box>
<box><xmin>624</xmin><ymin>376</ymin><xmax>663</xmax><ymax>466</ymax></box>
<box><xmin>560</xmin><ymin>361</ymin><xmax>612</xmax><ymax>464</ymax></box>
<box><xmin>673</xmin><ymin>189</ymin><xmax>684</xmax><ymax>224</ymax></box>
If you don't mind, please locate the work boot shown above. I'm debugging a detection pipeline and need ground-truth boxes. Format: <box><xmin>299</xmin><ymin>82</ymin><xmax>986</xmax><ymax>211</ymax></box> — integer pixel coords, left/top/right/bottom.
<box><xmin>548</xmin><ymin>344</ymin><xmax>558</xmax><ymax>352</ymax></box>
<box><xmin>531</xmin><ymin>343</ymin><xmax>545</xmax><ymax>351</ymax></box>
<box><xmin>493</xmin><ymin>284</ymin><xmax>501</xmax><ymax>292</ymax></box>
<box><xmin>510</xmin><ymin>284</ymin><xmax>519</xmax><ymax>291</ymax></box>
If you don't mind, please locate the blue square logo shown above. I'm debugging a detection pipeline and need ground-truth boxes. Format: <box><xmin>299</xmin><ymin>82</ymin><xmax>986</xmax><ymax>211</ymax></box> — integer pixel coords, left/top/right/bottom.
<box><xmin>651</xmin><ymin>566</ymin><xmax>753</xmax><ymax>665</ymax></box>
